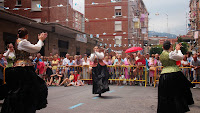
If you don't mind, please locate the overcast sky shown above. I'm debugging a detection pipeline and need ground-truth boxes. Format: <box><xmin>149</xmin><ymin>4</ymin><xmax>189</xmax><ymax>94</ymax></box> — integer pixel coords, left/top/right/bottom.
<box><xmin>143</xmin><ymin>0</ymin><xmax>190</xmax><ymax>35</ymax></box>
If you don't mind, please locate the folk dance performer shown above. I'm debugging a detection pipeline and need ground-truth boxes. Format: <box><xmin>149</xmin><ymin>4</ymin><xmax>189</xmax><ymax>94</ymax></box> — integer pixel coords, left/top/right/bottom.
<box><xmin>0</xmin><ymin>27</ymin><xmax>48</xmax><ymax>113</ymax></box>
<box><xmin>157</xmin><ymin>41</ymin><xmax>194</xmax><ymax>113</ymax></box>
<box><xmin>90</xmin><ymin>46</ymin><xmax>109</xmax><ymax>97</ymax></box>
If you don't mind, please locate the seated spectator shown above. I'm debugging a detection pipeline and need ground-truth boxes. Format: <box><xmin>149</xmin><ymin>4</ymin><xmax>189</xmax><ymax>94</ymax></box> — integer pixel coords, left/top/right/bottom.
<box><xmin>52</xmin><ymin>76</ymin><xmax>60</xmax><ymax>86</ymax></box>
<box><xmin>60</xmin><ymin>71</ymin><xmax>75</xmax><ymax>87</ymax></box>
<box><xmin>48</xmin><ymin>69</ymin><xmax>63</xmax><ymax>86</ymax></box>
<box><xmin>74</xmin><ymin>71</ymin><xmax>84</xmax><ymax>86</ymax></box>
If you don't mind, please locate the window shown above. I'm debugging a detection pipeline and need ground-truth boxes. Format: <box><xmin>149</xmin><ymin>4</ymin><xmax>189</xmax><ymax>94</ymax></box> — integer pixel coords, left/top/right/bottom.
<box><xmin>115</xmin><ymin>36</ymin><xmax>122</xmax><ymax>45</ymax></box>
<box><xmin>76</xmin><ymin>47</ymin><xmax>80</xmax><ymax>55</ymax></box>
<box><xmin>111</xmin><ymin>0</ymin><xmax>122</xmax><ymax>2</ymax></box>
<box><xmin>32</xmin><ymin>18</ymin><xmax>41</xmax><ymax>22</ymax></box>
<box><xmin>115</xmin><ymin>6</ymin><xmax>122</xmax><ymax>16</ymax></box>
<box><xmin>31</xmin><ymin>0</ymin><xmax>41</xmax><ymax>11</ymax></box>
<box><xmin>0</xmin><ymin>1</ymin><xmax>4</xmax><ymax>10</ymax></box>
<box><xmin>115</xmin><ymin>21</ymin><xmax>122</xmax><ymax>31</ymax></box>
<box><xmin>58</xmin><ymin>40</ymin><xmax>69</xmax><ymax>49</ymax></box>
<box><xmin>16</xmin><ymin>0</ymin><xmax>22</xmax><ymax>6</ymax></box>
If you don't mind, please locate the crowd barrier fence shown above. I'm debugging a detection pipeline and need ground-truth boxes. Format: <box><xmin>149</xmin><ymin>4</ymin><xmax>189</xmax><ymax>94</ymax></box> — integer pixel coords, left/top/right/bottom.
<box><xmin>2</xmin><ymin>65</ymin><xmax>200</xmax><ymax>87</ymax></box>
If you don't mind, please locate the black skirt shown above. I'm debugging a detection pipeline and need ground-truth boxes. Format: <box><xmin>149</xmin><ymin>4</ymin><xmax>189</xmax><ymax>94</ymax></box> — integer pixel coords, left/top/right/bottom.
<box><xmin>0</xmin><ymin>66</ymin><xmax>48</xmax><ymax>113</ymax></box>
<box><xmin>157</xmin><ymin>71</ymin><xmax>194</xmax><ymax>113</ymax></box>
<box><xmin>92</xmin><ymin>63</ymin><xmax>110</xmax><ymax>94</ymax></box>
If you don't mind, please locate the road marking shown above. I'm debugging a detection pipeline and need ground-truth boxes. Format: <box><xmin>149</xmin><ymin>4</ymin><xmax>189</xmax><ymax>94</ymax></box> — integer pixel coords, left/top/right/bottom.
<box><xmin>92</xmin><ymin>97</ymin><xmax>99</xmax><ymax>99</ymax></box>
<box><xmin>108</xmin><ymin>90</ymin><xmax>115</xmax><ymax>93</ymax></box>
<box><xmin>69</xmin><ymin>103</ymin><xmax>84</xmax><ymax>109</ymax></box>
<box><xmin>119</xmin><ymin>86</ymin><xmax>124</xmax><ymax>88</ymax></box>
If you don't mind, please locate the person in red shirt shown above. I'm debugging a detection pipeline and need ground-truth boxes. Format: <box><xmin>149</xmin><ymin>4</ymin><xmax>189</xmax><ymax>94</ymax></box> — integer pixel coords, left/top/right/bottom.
<box><xmin>133</xmin><ymin>55</ymin><xmax>146</xmax><ymax>86</ymax></box>
<box><xmin>36</xmin><ymin>59</ymin><xmax>45</xmax><ymax>79</ymax></box>
<box><xmin>74</xmin><ymin>71</ymin><xmax>84</xmax><ymax>86</ymax></box>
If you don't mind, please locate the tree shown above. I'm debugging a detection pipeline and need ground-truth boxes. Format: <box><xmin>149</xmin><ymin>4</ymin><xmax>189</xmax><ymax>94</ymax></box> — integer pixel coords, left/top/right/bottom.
<box><xmin>177</xmin><ymin>37</ymin><xmax>189</xmax><ymax>55</ymax></box>
<box><xmin>150</xmin><ymin>46</ymin><xmax>163</xmax><ymax>55</ymax></box>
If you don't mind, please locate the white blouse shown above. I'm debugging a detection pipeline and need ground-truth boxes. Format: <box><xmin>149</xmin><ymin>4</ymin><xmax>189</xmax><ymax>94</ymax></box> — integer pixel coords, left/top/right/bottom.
<box><xmin>17</xmin><ymin>38</ymin><xmax>44</xmax><ymax>53</ymax></box>
<box><xmin>90</xmin><ymin>52</ymin><xmax>104</xmax><ymax>62</ymax></box>
<box><xmin>169</xmin><ymin>50</ymin><xmax>183</xmax><ymax>61</ymax></box>
<box><xmin>3</xmin><ymin>49</ymin><xmax>15</xmax><ymax>60</ymax></box>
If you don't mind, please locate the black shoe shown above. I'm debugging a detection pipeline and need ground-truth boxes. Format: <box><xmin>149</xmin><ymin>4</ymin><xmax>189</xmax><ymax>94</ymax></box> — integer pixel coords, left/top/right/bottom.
<box><xmin>99</xmin><ymin>93</ymin><xmax>101</xmax><ymax>97</ymax></box>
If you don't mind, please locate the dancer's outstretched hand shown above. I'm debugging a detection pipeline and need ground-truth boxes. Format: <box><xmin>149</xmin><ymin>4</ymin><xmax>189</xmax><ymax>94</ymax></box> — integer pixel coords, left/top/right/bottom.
<box><xmin>38</xmin><ymin>32</ymin><xmax>48</xmax><ymax>41</ymax></box>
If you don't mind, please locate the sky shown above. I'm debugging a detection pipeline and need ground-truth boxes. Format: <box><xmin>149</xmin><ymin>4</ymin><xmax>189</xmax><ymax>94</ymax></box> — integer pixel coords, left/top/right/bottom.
<box><xmin>143</xmin><ymin>0</ymin><xmax>190</xmax><ymax>36</ymax></box>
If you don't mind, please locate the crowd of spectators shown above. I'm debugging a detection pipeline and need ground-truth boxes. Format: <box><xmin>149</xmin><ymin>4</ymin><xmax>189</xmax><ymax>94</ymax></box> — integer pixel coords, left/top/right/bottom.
<box><xmin>0</xmin><ymin>44</ymin><xmax>200</xmax><ymax>87</ymax></box>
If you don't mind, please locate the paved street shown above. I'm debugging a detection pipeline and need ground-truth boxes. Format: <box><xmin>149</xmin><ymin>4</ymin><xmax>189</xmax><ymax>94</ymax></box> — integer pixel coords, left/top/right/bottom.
<box><xmin>33</xmin><ymin>85</ymin><xmax>200</xmax><ymax>113</ymax></box>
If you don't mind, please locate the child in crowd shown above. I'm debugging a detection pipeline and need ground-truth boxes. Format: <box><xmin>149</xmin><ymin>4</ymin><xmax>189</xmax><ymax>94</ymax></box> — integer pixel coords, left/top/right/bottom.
<box><xmin>74</xmin><ymin>71</ymin><xmax>84</xmax><ymax>86</ymax></box>
<box><xmin>48</xmin><ymin>68</ymin><xmax>63</xmax><ymax>86</ymax></box>
<box><xmin>60</xmin><ymin>71</ymin><xmax>75</xmax><ymax>87</ymax></box>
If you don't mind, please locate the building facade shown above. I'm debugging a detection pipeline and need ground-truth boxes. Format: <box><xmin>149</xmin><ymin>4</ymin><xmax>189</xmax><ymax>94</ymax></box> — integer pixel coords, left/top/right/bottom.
<box><xmin>3</xmin><ymin>0</ymin><xmax>85</xmax><ymax>32</ymax></box>
<box><xmin>0</xmin><ymin>10</ymin><xmax>97</xmax><ymax>56</ymax></box>
<box><xmin>85</xmin><ymin>0</ymin><xmax>148</xmax><ymax>56</ymax></box>
<box><xmin>189</xmin><ymin>0</ymin><xmax>200</xmax><ymax>52</ymax></box>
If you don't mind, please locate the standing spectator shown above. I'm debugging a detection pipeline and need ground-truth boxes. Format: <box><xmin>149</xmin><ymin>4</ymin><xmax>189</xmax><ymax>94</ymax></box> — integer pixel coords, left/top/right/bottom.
<box><xmin>52</xmin><ymin>55</ymin><xmax>59</xmax><ymax>74</ymax></box>
<box><xmin>156</xmin><ymin>57</ymin><xmax>162</xmax><ymax>78</ymax></box>
<box><xmin>187</xmin><ymin>52</ymin><xmax>194</xmax><ymax>81</ymax></box>
<box><xmin>63</xmin><ymin>53</ymin><xmax>70</xmax><ymax>78</ymax></box>
<box><xmin>114</xmin><ymin>54</ymin><xmax>124</xmax><ymax>85</ymax></box>
<box><xmin>124</xmin><ymin>54</ymin><xmax>130</xmax><ymax>79</ymax></box>
<box><xmin>181</xmin><ymin>55</ymin><xmax>190</xmax><ymax>80</ymax></box>
<box><xmin>149</xmin><ymin>58</ymin><xmax>157</xmax><ymax>86</ymax></box>
<box><xmin>82</xmin><ymin>55</ymin><xmax>90</xmax><ymax>79</ymax></box>
<box><xmin>0</xmin><ymin>53</ymin><xmax>6</xmax><ymax>85</ymax></box>
<box><xmin>34</xmin><ymin>53</ymin><xmax>42</xmax><ymax>62</ymax></box>
<box><xmin>146</xmin><ymin>53</ymin><xmax>151</xmax><ymax>63</ymax></box>
<box><xmin>46</xmin><ymin>57</ymin><xmax>53</xmax><ymax>85</ymax></box>
<box><xmin>134</xmin><ymin>55</ymin><xmax>146</xmax><ymax>86</ymax></box>
<box><xmin>197</xmin><ymin>52</ymin><xmax>200</xmax><ymax>60</ymax></box>
<box><xmin>55</xmin><ymin>53</ymin><xmax>61</xmax><ymax>61</ymax></box>
<box><xmin>103</xmin><ymin>56</ymin><xmax>112</xmax><ymax>65</ymax></box>
<box><xmin>191</xmin><ymin>54</ymin><xmax>200</xmax><ymax>88</ymax></box>
<box><xmin>36</xmin><ymin>60</ymin><xmax>45</xmax><ymax>78</ymax></box>
<box><xmin>3</xmin><ymin>43</ymin><xmax>15</xmax><ymax>67</ymax></box>
<box><xmin>75</xmin><ymin>55</ymin><xmax>82</xmax><ymax>74</ymax></box>
<box><xmin>66</xmin><ymin>56</ymin><xmax>75</xmax><ymax>77</ymax></box>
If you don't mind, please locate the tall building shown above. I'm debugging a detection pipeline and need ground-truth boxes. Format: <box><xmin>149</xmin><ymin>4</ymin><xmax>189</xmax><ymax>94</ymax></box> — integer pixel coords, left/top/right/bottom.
<box><xmin>3</xmin><ymin>0</ymin><xmax>85</xmax><ymax>32</ymax></box>
<box><xmin>189</xmin><ymin>0</ymin><xmax>200</xmax><ymax>52</ymax></box>
<box><xmin>85</xmin><ymin>0</ymin><xmax>148</xmax><ymax>56</ymax></box>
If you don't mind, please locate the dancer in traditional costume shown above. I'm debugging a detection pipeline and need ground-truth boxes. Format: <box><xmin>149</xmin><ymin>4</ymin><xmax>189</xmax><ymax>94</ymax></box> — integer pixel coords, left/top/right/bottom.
<box><xmin>0</xmin><ymin>27</ymin><xmax>48</xmax><ymax>113</ymax></box>
<box><xmin>90</xmin><ymin>46</ymin><xmax>109</xmax><ymax>97</ymax></box>
<box><xmin>157</xmin><ymin>41</ymin><xmax>194</xmax><ymax>113</ymax></box>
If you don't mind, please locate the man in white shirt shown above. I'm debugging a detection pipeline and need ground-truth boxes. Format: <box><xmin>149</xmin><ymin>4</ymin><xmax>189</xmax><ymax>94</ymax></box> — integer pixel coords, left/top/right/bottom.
<box><xmin>62</xmin><ymin>53</ymin><xmax>70</xmax><ymax>79</ymax></box>
<box><xmin>191</xmin><ymin>54</ymin><xmax>200</xmax><ymax>88</ymax></box>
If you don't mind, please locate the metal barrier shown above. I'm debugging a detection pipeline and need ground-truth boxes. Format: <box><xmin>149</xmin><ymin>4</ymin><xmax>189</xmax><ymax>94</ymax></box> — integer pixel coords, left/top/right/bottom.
<box><xmin>153</xmin><ymin>66</ymin><xmax>200</xmax><ymax>87</ymax></box>
<box><xmin>81</xmin><ymin>65</ymin><xmax>148</xmax><ymax>87</ymax></box>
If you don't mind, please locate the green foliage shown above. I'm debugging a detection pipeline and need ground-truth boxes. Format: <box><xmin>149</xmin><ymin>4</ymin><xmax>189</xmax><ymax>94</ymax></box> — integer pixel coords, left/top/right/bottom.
<box><xmin>150</xmin><ymin>46</ymin><xmax>163</xmax><ymax>55</ymax></box>
<box><xmin>176</xmin><ymin>37</ymin><xmax>189</xmax><ymax>55</ymax></box>
<box><xmin>180</xmin><ymin>42</ymin><xmax>189</xmax><ymax>55</ymax></box>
